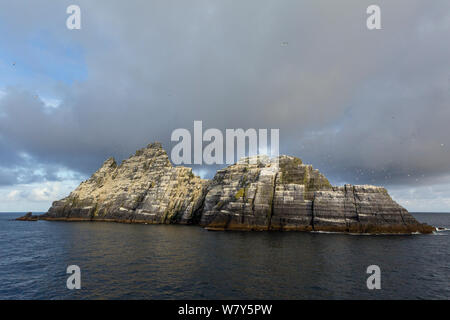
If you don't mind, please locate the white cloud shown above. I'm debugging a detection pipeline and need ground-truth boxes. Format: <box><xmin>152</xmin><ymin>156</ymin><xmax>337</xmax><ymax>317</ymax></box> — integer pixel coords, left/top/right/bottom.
<box><xmin>192</xmin><ymin>168</ymin><xmax>210</xmax><ymax>179</ymax></box>
<box><xmin>6</xmin><ymin>190</ymin><xmax>20</xmax><ymax>201</ymax></box>
<box><xmin>29</xmin><ymin>185</ymin><xmax>57</xmax><ymax>202</ymax></box>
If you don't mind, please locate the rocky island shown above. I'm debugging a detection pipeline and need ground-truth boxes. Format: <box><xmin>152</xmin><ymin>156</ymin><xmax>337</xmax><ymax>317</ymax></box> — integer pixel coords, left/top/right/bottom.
<box><xmin>18</xmin><ymin>142</ymin><xmax>434</xmax><ymax>234</ymax></box>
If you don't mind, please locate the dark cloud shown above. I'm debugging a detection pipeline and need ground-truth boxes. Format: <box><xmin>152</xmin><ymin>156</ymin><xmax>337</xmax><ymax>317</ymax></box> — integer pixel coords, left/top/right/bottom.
<box><xmin>0</xmin><ymin>0</ymin><xmax>449</xmax><ymax>192</ymax></box>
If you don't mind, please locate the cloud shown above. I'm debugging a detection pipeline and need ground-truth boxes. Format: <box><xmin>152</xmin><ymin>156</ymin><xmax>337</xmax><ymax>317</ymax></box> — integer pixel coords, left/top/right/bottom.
<box><xmin>0</xmin><ymin>0</ymin><xmax>449</xmax><ymax>211</ymax></box>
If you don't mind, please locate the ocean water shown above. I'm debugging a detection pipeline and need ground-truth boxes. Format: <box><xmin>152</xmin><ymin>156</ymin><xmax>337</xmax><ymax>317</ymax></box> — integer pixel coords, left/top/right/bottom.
<box><xmin>0</xmin><ymin>212</ymin><xmax>448</xmax><ymax>300</ymax></box>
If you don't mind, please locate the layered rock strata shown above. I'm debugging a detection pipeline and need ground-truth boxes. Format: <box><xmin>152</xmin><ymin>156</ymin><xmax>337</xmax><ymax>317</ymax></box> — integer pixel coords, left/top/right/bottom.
<box><xmin>19</xmin><ymin>143</ymin><xmax>434</xmax><ymax>234</ymax></box>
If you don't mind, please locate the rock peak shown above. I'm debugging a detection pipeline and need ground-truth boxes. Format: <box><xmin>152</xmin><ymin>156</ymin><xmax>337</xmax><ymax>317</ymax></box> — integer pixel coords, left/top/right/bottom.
<box><xmin>126</xmin><ymin>141</ymin><xmax>171</xmax><ymax>167</ymax></box>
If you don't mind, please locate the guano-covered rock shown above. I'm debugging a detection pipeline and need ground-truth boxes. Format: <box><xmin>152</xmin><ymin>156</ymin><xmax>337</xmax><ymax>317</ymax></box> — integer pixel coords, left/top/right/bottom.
<box><xmin>18</xmin><ymin>142</ymin><xmax>434</xmax><ymax>234</ymax></box>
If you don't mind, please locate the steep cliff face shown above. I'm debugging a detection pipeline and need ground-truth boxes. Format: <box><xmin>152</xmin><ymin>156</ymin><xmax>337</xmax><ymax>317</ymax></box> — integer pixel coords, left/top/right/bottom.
<box><xmin>24</xmin><ymin>143</ymin><xmax>434</xmax><ymax>234</ymax></box>
<box><xmin>42</xmin><ymin>143</ymin><xmax>208</xmax><ymax>224</ymax></box>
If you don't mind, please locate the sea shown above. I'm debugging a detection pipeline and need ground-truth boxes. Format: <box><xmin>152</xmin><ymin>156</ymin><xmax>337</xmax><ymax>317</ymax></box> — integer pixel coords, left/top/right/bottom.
<box><xmin>0</xmin><ymin>212</ymin><xmax>448</xmax><ymax>300</ymax></box>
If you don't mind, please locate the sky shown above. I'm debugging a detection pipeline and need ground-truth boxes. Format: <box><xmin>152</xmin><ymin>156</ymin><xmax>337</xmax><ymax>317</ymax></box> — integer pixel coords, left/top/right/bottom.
<box><xmin>0</xmin><ymin>0</ymin><xmax>449</xmax><ymax>212</ymax></box>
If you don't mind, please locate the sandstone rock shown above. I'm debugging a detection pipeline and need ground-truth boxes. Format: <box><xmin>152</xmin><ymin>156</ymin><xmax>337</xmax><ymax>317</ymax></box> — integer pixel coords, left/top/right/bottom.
<box><xmin>16</xmin><ymin>212</ymin><xmax>38</xmax><ymax>221</ymax></box>
<box><xmin>38</xmin><ymin>142</ymin><xmax>208</xmax><ymax>224</ymax></box>
<box><xmin>18</xmin><ymin>143</ymin><xmax>434</xmax><ymax>234</ymax></box>
<box><xmin>200</xmin><ymin>155</ymin><xmax>332</xmax><ymax>231</ymax></box>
